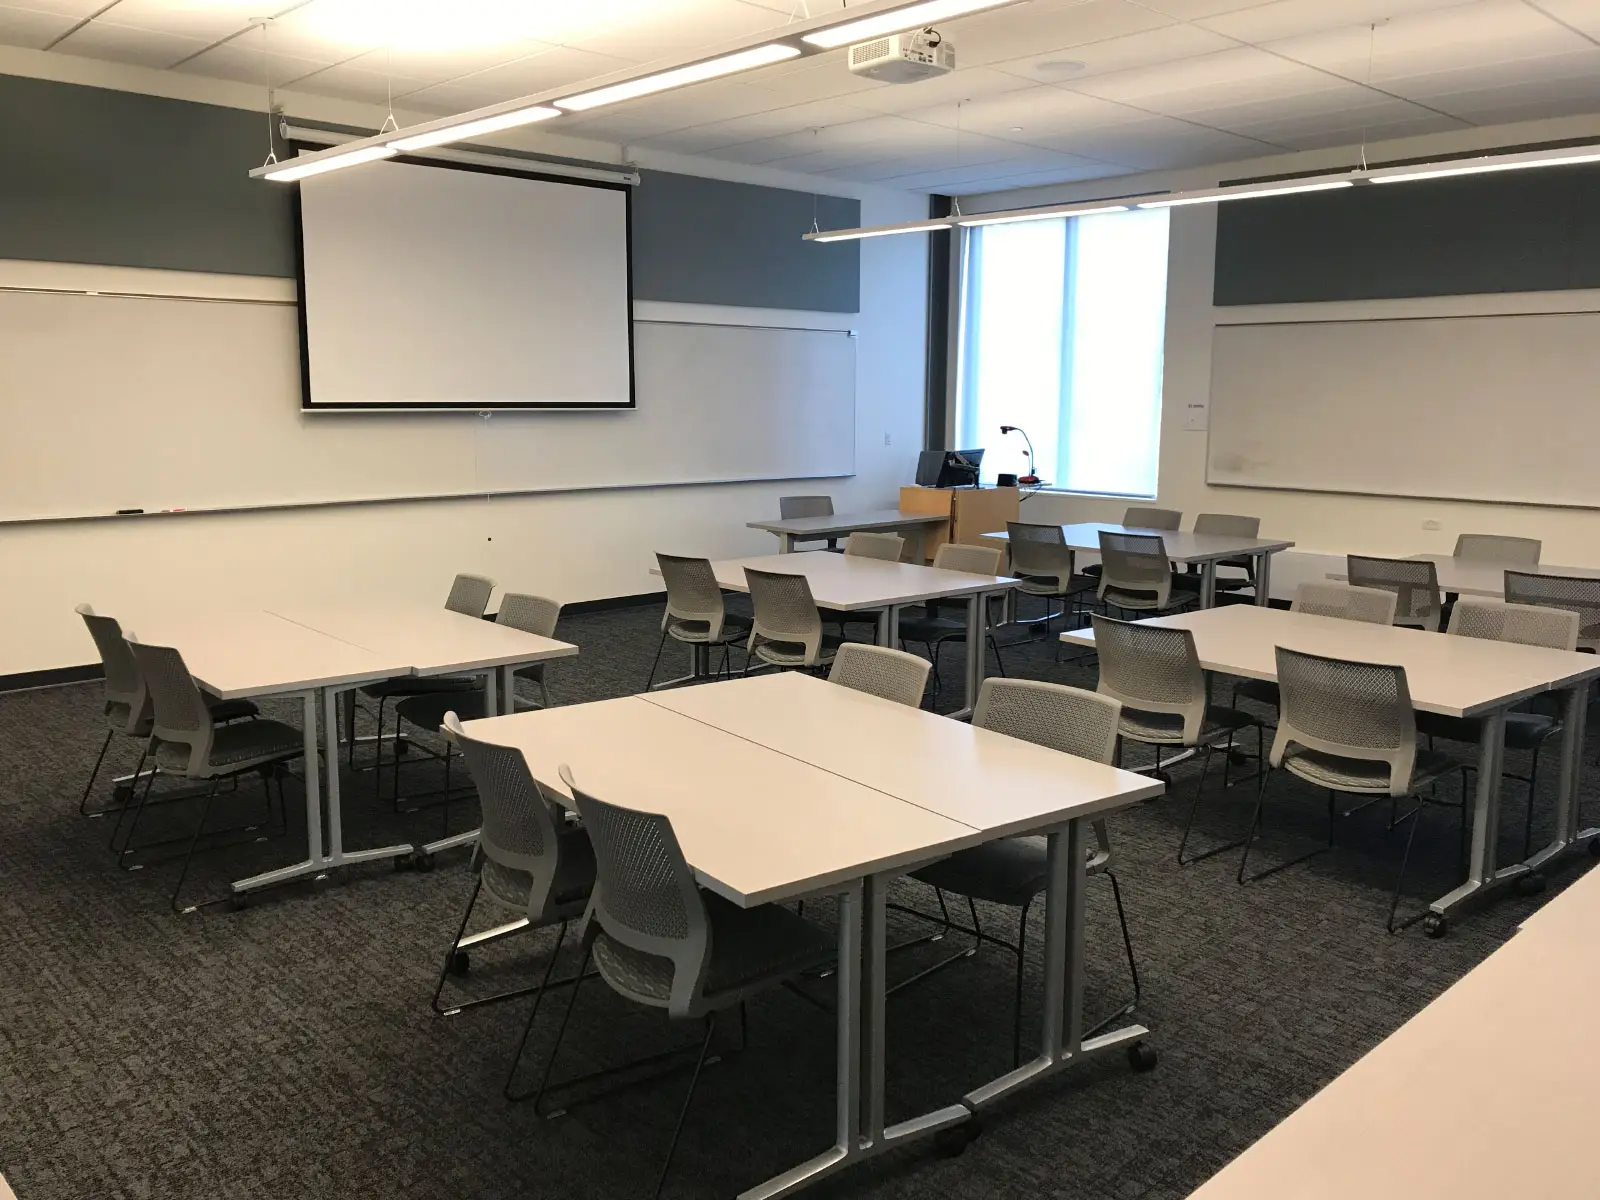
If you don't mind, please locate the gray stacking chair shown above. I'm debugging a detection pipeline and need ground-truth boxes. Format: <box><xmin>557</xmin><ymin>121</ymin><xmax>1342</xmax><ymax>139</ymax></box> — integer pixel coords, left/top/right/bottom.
<box><xmin>897</xmin><ymin>542</ymin><xmax>1009</xmax><ymax>694</ymax></box>
<box><xmin>353</xmin><ymin>572</ymin><xmax>498</xmax><ymax>769</ymax></box>
<box><xmin>647</xmin><ymin>554</ymin><xmax>752</xmax><ymax>691</ymax></box>
<box><xmin>843</xmin><ymin>531</ymin><xmax>905</xmax><ymax>561</ymax></box>
<box><xmin>1092</xmin><ymin>614</ymin><xmax>1262</xmax><ymax>864</ymax></box>
<box><xmin>1006</xmin><ymin>521</ymin><xmax>1082</xmax><ymax>630</ymax></box>
<box><xmin>1415</xmin><ymin>600</ymin><xmax>1578</xmax><ymax>859</ymax></box>
<box><xmin>495</xmin><ymin>593</ymin><xmax>563</xmax><ymax>710</ymax></box>
<box><xmin>828</xmin><ymin>642</ymin><xmax>930</xmax><ymax>707</ymax></box>
<box><xmin>1123</xmin><ymin>506</ymin><xmax>1182</xmax><ymax>530</ymax></box>
<box><xmin>1098</xmin><ymin>531</ymin><xmax>1195</xmax><ymax>615</ymax></box>
<box><xmin>1193</xmin><ymin>513</ymin><xmax>1261</xmax><ymax>596</ymax></box>
<box><xmin>744</xmin><ymin>568</ymin><xmax>843</xmax><ymax>671</ymax></box>
<box><xmin>778</xmin><ymin>494</ymin><xmax>837</xmax><ymax>549</ymax></box>
<box><xmin>1239</xmin><ymin>647</ymin><xmax>1465</xmax><ymax>935</ymax></box>
<box><xmin>75</xmin><ymin>604</ymin><xmax>258</xmax><ymax>818</ymax></box>
<box><xmin>909</xmin><ymin>680</ymin><xmax>1140</xmax><ymax>1066</ymax></box>
<box><xmin>1504</xmin><ymin>571</ymin><xmax>1600</xmax><ymax>652</ymax></box>
<box><xmin>121</xmin><ymin>638</ymin><xmax>303</xmax><ymax>912</ymax></box>
<box><xmin>1454</xmin><ymin>534</ymin><xmax>1541</xmax><ymax>564</ymax></box>
<box><xmin>506</xmin><ymin>766</ymin><xmax>834</xmax><ymax>1198</ymax></box>
<box><xmin>430</xmin><ymin>713</ymin><xmax>595</xmax><ymax>1016</ymax></box>
<box><xmin>1233</xmin><ymin>583</ymin><xmax>1398</xmax><ymax>715</ymax></box>
<box><xmin>1346</xmin><ymin>555</ymin><xmax>1442</xmax><ymax>631</ymax></box>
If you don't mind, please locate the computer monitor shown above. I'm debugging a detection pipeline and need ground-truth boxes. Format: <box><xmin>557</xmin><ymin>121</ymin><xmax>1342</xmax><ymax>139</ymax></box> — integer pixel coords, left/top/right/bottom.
<box><xmin>914</xmin><ymin>448</ymin><xmax>985</xmax><ymax>488</ymax></box>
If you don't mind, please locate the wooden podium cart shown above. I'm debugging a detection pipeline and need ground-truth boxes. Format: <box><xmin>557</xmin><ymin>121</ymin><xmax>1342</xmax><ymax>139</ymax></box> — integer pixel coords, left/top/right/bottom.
<box><xmin>898</xmin><ymin>485</ymin><xmax>1020</xmax><ymax>563</ymax></box>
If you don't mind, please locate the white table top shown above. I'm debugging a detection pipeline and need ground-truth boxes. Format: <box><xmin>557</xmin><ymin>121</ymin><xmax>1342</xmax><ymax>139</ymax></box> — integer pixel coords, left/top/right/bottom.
<box><xmin>1187</xmin><ymin>899</ymin><xmax>1600</xmax><ymax>1199</ymax></box>
<box><xmin>1407</xmin><ymin>553</ymin><xmax>1600</xmax><ymax>599</ymax></box>
<box><xmin>125</xmin><ymin>610</ymin><xmax>408</xmax><ymax>700</ymax></box>
<box><xmin>270</xmin><ymin>605</ymin><xmax>578</xmax><ymax>676</ymax></box>
<box><xmin>644</xmin><ymin>673</ymin><xmax>1163</xmax><ymax>836</ymax></box>
<box><xmin>674</xmin><ymin>550</ymin><xmax>1018</xmax><ymax>611</ymax></box>
<box><xmin>747</xmin><ymin>508</ymin><xmax>949</xmax><ymax>537</ymax></box>
<box><xmin>462</xmin><ymin>696</ymin><xmax>982</xmax><ymax>907</ymax></box>
<box><xmin>1060</xmin><ymin>604</ymin><xmax>1600</xmax><ymax>718</ymax></box>
<box><xmin>983</xmin><ymin>522</ymin><xmax>1294</xmax><ymax>564</ymax></box>
<box><xmin>1516</xmin><ymin>861</ymin><xmax>1600</xmax><ymax>941</ymax></box>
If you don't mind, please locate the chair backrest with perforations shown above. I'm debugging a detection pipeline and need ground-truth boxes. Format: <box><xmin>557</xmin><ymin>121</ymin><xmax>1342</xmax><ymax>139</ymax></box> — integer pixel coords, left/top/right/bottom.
<box><xmin>1006</xmin><ymin>522</ymin><xmax>1073</xmax><ymax>584</ymax></box>
<box><xmin>1098</xmin><ymin>531</ymin><xmax>1173</xmax><ymax>610</ymax></box>
<box><xmin>933</xmin><ymin>543</ymin><xmax>1002</xmax><ymax>575</ymax></box>
<box><xmin>656</xmin><ymin>554</ymin><xmax>727</xmax><ymax>637</ymax></box>
<box><xmin>1291</xmin><ymin>582</ymin><xmax>1398</xmax><ymax>626</ymax></box>
<box><xmin>844</xmin><ymin>531</ymin><xmax>905</xmax><ymax>562</ymax></box>
<box><xmin>1273</xmin><ymin>647</ymin><xmax>1417</xmax><ymax>794</ymax></box>
<box><xmin>1123</xmin><ymin>507</ymin><xmax>1181</xmax><ymax>530</ymax></box>
<box><xmin>561</xmin><ymin>765</ymin><xmax>709</xmax><ymax>1017</ymax></box>
<box><xmin>445</xmin><ymin>714</ymin><xmax>569</xmax><ymax>919</ymax></box>
<box><xmin>495</xmin><ymin>593</ymin><xmax>561</xmax><ymax>639</ymax></box>
<box><xmin>1449</xmin><ymin>598</ymin><xmax>1579</xmax><ymax>651</ymax></box>
<box><xmin>745</xmin><ymin>568</ymin><xmax>823</xmax><ymax>662</ymax></box>
<box><xmin>1503</xmin><ymin>572</ymin><xmax>1600</xmax><ymax>650</ymax></box>
<box><xmin>1454</xmin><ymin>534</ymin><xmax>1541</xmax><ymax>565</ymax></box>
<box><xmin>125</xmin><ymin>639</ymin><xmax>214</xmax><ymax>774</ymax></box>
<box><xmin>78</xmin><ymin>605</ymin><xmax>148</xmax><ymax>732</ymax></box>
<box><xmin>778</xmin><ymin>495</ymin><xmax>833</xmax><ymax>520</ymax></box>
<box><xmin>1091</xmin><ymin>614</ymin><xmax>1206</xmax><ymax>741</ymax></box>
<box><xmin>1193</xmin><ymin>513</ymin><xmax>1259</xmax><ymax>538</ymax></box>
<box><xmin>445</xmin><ymin>573</ymin><xmax>496</xmax><ymax>617</ymax></box>
<box><xmin>828</xmin><ymin>643</ymin><xmax>929</xmax><ymax>707</ymax></box>
<box><xmin>1346</xmin><ymin>555</ymin><xmax>1442</xmax><ymax>630</ymax></box>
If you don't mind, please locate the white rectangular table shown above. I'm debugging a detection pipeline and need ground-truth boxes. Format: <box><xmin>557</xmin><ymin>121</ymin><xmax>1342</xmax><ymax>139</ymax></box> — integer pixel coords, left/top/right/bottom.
<box><xmin>986</xmin><ymin>522</ymin><xmax>1295</xmax><ymax>608</ymax></box>
<box><xmin>1405</xmin><ymin>553</ymin><xmax>1600</xmax><ymax>598</ymax></box>
<box><xmin>466</xmin><ymin>675</ymin><xmax>1161</xmax><ymax>1199</ymax></box>
<box><xmin>747</xmin><ymin>508</ymin><xmax>948</xmax><ymax>557</ymax></box>
<box><xmin>1061</xmin><ymin>604</ymin><xmax>1600</xmax><ymax>925</ymax></box>
<box><xmin>662</xmin><ymin>551</ymin><xmax>1018</xmax><ymax>718</ymax></box>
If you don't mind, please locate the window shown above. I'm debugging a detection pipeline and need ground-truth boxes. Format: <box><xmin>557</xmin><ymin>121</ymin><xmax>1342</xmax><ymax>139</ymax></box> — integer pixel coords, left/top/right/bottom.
<box><xmin>954</xmin><ymin>207</ymin><xmax>1170</xmax><ymax>498</ymax></box>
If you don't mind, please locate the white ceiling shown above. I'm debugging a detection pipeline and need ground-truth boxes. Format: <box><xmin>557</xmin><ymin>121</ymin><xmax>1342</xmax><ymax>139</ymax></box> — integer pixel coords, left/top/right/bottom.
<box><xmin>5</xmin><ymin>0</ymin><xmax>1600</xmax><ymax>191</ymax></box>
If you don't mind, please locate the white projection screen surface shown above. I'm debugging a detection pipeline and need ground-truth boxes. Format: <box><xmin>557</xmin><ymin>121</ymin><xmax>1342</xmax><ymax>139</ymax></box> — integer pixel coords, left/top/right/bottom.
<box><xmin>297</xmin><ymin>159</ymin><xmax>633</xmax><ymax>410</ymax></box>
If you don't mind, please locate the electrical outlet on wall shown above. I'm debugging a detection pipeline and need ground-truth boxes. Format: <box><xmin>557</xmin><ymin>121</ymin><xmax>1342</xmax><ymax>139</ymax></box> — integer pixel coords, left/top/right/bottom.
<box><xmin>1422</xmin><ymin>519</ymin><xmax>1442</xmax><ymax>531</ymax></box>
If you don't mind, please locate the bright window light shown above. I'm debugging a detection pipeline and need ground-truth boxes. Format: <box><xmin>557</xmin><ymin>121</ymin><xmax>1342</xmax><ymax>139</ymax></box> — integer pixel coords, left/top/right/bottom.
<box><xmin>803</xmin><ymin>0</ymin><xmax>1019</xmax><ymax>49</ymax></box>
<box><xmin>263</xmin><ymin>145</ymin><xmax>398</xmax><ymax>182</ymax></box>
<box><xmin>956</xmin><ymin>208</ymin><xmax>1171</xmax><ymax>498</ymax></box>
<box><xmin>555</xmin><ymin>43</ymin><xmax>800</xmax><ymax>111</ymax></box>
<box><xmin>388</xmin><ymin>106</ymin><xmax>562</xmax><ymax>151</ymax></box>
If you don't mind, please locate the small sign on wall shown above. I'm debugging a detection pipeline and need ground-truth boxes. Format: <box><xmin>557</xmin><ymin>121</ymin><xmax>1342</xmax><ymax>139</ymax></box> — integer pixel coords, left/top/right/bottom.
<box><xmin>1184</xmin><ymin>399</ymin><xmax>1209</xmax><ymax>431</ymax></box>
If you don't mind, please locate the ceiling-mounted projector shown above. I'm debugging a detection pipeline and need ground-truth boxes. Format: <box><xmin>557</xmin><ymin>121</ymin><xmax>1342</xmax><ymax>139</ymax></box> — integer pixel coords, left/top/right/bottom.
<box><xmin>848</xmin><ymin>28</ymin><xmax>955</xmax><ymax>83</ymax></box>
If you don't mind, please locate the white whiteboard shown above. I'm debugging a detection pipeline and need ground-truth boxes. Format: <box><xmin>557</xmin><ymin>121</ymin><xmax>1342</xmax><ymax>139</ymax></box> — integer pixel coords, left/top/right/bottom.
<box><xmin>1207</xmin><ymin>312</ymin><xmax>1600</xmax><ymax>508</ymax></box>
<box><xmin>0</xmin><ymin>291</ymin><xmax>855</xmax><ymax>522</ymax></box>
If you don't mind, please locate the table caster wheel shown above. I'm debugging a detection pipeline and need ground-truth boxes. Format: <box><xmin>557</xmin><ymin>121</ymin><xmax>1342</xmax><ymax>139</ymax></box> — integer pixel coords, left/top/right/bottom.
<box><xmin>414</xmin><ymin>853</ymin><xmax>435</xmax><ymax>873</ymax></box>
<box><xmin>1128</xmin><ymin>1042</ymin><xmax>1158</xmax><ymax>1072</ymax></box>
<box><xmin>230</xmin><ymin>892</ymin><xmax>248</xmax><ymax>912</ymax></box>
<box><xmin>1516</xmin><ymin>873</ymin><xmax>1546</xmax><ymax>897</ymax></box>
<box><xmin>933</xmin><ymin>1126</ymin><xmax>969</xmax><ymax>1158</ymax></box>
<box><xmin>1423</xmin><ymin>913</ymin><xmax>1448</xmax><ymax>939</ymax></box>
<box><xmin>449</xmin><ymin>950</ymin><xmax>470</xmax><ymax>977</ymax></box>
<box><xmin>113</xmin><ymin>783</ymin><xmax>133</xmax><ymax>804</ymax></box>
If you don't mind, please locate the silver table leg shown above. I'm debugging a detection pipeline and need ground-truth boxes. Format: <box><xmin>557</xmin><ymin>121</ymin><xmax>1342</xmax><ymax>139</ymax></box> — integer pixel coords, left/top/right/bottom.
<box><xmin>1255</xmin><ymin>550</ymin><xmax>1273</xmax><ymax>607</ymax></box>
<box><xmin>1430</xmin><ymin>708</ymin><xmax>1529</xmax><ymax>919</ymax></box>
<box><xmin>1526</xmin><ymin>681</ymin><xmax>1597</xmax><ymax>871</ymax></box>
<box><xmin>1200</xmin><ymin>561</ymin><xmax>1217</xmax><ymax>609</ymax></box>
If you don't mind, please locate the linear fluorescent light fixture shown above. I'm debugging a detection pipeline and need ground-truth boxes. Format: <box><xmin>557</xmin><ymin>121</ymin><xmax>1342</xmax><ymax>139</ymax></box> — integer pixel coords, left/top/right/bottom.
<box><xmin>260</xmin><ymin>144</ymin><xmax>397</xmax><ymax>182</ymax></box>
<box><xmin>556</xmin><ymin>43</ymin><xmax>800</xmax><ymax>111</ymax></box>
<box><xmin>957</xmin><ymin>203</ymin><xmax>1130</xmax><ymax>226</ymax></box>
<box><xmin>387</xmin><ymin>106</ymin><xmax>562</xmax><ymax>152</ymax></box>
<box><xmin>1137</xmin><ymin>179</ymin><xmax>1353</xmax><ymax>208</ymax></box>
<box><xmin>1367</xmin><ymin>144</ymin><xmax>1600</xmax><ymax>184</ymax></box>
<box><xmin>802</xmin><ymin>0</ymin><xmax>1022</xmax><ymax>49</ymax></box>
<box><xmin>806</xmin><ymin>217</ymin><xmax>956</xmax><ymax>242</ymax></box>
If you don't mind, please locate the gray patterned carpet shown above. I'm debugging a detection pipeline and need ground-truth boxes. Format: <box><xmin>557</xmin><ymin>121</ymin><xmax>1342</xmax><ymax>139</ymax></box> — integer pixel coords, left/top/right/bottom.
<box><xmin>1</xmin><ymin>597</ymin><xmax>1592</xmax><ymax>1200</ymax></box>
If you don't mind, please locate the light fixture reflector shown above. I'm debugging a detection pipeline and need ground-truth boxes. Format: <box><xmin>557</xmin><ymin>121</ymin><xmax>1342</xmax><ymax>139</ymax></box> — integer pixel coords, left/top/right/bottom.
<box><xmin>388</xmin><ymin>106</ymin><xmax>562</xmax><ymax>151</ymax></box>
<box><xmin>807</xmin><ymin>218</ymin><xmax>954</xmax><ymax>242</ymax></box>
<box><xmin>263</xmin><ymin>145</ymin><xmax>398</xmax><ymax>182</ymax></box>
<box><xmin>958</xmin><ymin>204</ymin><xmax>1130</xmax><ymax>226</ymax></box>
<box><xmin>1137</xmin><ymin>179</ymin><xmax>1352</xmax><ymax>208</ymax></box>
<box><xmin>1368</xmin><ymin>147</ymin><xmax>1600</xmax><ymax>184</ymax></box>
<box><xmin>556</xmin><ymin>43</ymin><xmax>800</xmax><ymax>111</ymax></box>
<box><xmin>802</xmin><ymin>0</ymin><xmax>1019</xmax><ymax>49</ymax></box>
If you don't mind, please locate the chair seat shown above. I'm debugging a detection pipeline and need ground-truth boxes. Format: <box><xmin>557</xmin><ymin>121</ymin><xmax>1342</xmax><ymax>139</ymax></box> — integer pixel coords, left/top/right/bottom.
<box><xmin>1280</xmin><ymin>745</ymin><xmax>1459</xmax><ymax>794</ymax></box>
<box><xmin>1119</xmin><ymin>704</ymin><xmax>1258</xmax><ymax>746</ymax></box>
<box><xmin>592</xmin><ymin>892</ymin><xmax>834</xmax><ymax>1006</ymax></box>
<box><xmin>395</xmin><ymin>689</ymin><xmax>489</xmax><ymax>732</ymax></box>
<box><xmin>1416</xmin><ymin>710</ymin><xmax>1559</xmax><ymax>751</ymax></box>
<box><xmin>1234</xmin><ymin>679</ymin><xmax>1281</xmax><ymax>708</ymax></box>
<box><xmin>362</xmin><ymin>675</ymin><xmax>479</xmax><ymax>700</ymax></box>
<box><xmin>480</xmin><ymin>828</ymin><xmax>596</xmax><ymax>914</ymax></box>
<box><xmin>897</xmin><ymin>613</ymin><xmax>966</xmax><ymax>642</ymax></box>
<box><xmin>753</xmin><ymin>633</ymin><xmax>844</xmax><ymax>667</ymax></box>
<box><xmin>206</xmin><ymin>697</ymin><xmax>261</xmax><ymax>723</ymax></box>
<box><xmin>911</xmin><ymin>836</ymin><xmax>1105</xmax><ymax>908</ymax></box>
<box><xmin>667</xmin><ymin>614</ymin><xmax>753</xmax><ymax>645</ymax></box>
<box><xmin>156</xmin><ymin>718</ymin><xmax>303</xmax><ymax>776</ymax></box>
<box><xmin>1013</xmin><ymin>575</ymin><xmax>1072</xmax><ymax>597</ymax></box>
<box><xmin>1102</xmin><ymin>587</ymin><xmax>1178</xmax><ymax>611</ymax></box>
<box><xmin>1170</xmin><ymin>573</ymin><xmax>1205</xmax><ymax>593</ymax></box>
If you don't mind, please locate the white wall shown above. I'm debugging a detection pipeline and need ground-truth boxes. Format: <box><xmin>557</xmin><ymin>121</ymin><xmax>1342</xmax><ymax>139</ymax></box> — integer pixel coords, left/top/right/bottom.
<box><xmin>0</xmin><ymin>58</ymin><xmax>929</xmax><ymax>678</ymax></box>
<box><xmin>962</xmin><ymin>111</ymin><xmax>1600</xmax><ymax>595</ymax></box>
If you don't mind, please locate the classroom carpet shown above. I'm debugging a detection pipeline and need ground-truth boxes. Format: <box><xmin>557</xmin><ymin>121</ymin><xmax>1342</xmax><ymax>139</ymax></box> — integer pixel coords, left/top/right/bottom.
<box><xmin>0</xmin><ymin>598</ymin><xmax>1591</xmax><ymax>1200</ymax></box>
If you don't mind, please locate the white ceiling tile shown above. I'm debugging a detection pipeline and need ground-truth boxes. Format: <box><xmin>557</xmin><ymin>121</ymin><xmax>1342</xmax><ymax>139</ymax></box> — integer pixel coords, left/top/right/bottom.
<box><xmin>1394</xmin><ymin>48</ymin><xmax>1600</xmax><ymax>118</ymax></box>
<box><xmin>52</xmin><ymin>20</ymin><xmax>210</xmax><ymax>67</ymax></box>
<box><xmin>284</xmin><ymin>60</ymin><xmax>433</xmax><ymax>105</ymax></box>
<box><xmin>0</xmin><ymin>5</ymin><xmax>76</xmax><ymax>47</ymax></box>
<box><xmin>878</xmin><ymin>150</ymin><xmax>1109</xmax><ymax>187</ymax></box>
<box><xmin>1199</xmin><ymin>0</ymin><xmax>1480</xmax><ymax>45</ymax></box>
<box><xmin>1134</xmin><ymin>0</ymin><xmax>1277</xmax><ymax>17</ymax></box>
<box><xmin>557</xmin><ymin>0</ymin><xmax>790</xmax><ymax>63</ymax></box>
<box><xmin>957</xmin><ymin>162</ymin><xmax>1139</xmax><ymax>190</ymax></box>
<box><xmin>992</xmin><ymin>23</ymin><xmax>1241</xmax><ymax>85</ymax></box>
<box><xmin>903</xmin><ymin>82</ymin><xmax>1166</xmax><ymax>138</ymax></box>
<box><xmin>951</xmin><ymin>0</ymin><xmax>1177</xmax><ymax>66</ymax></box>
<box><xmin>1239</xmin><ymin>110</ymin><xmax>1466</xmax><ymax>149</ymax></box>
<box><xmin>82</xmin><ymin>0</ymin><xmax>299</xmax><ymax>43</ymax></box>
<box><xmin>741</xmin><ymin>54</ymin><xmax>885</xmax><ymax>102</ymax></box>
<box><xmin>628</xmin><ymin>97</ymin><xmax>886</xmax><ymax>154</ymax></box>
<box><xmin>2</xmin><ymin>0</ymin><xmax>112</xmax><ymax>15</ymax></box>
<box><xmin>397</xmin><ymin>44</ymin><xmax>638</xmax><ymax>109</ymax></box>
<box><xmin>1023</xmin><ymin>114</ymin><xmax>1275</xmax><ymax>168</ymax></box>
<box><xmin>1072</xmin><ymin>45</ymin><xmax>1351</xmax><ymax>115</ymax></box>
<box><xmin>175</xmin><ymin>42</ymin><xmax>349</xmax><ymax>88</ymax></box>
<box><xmin>845</xmin><ymin>66</ymin><xmax>1040</xmax><ymax>117</ymax></box>
<box><xmin>1527</xmin><ymin>0</ymin><xmax>1600</xmax><ymax>42</ymax></box>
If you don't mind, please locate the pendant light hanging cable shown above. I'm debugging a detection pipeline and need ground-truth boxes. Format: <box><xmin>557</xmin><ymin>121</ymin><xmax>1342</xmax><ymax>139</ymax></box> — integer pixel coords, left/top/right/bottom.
<box><xmin>380</xmin><ymin>44</ymin><xmax>399</xmax><ymax>135</ymax></box>
<box><xmin>1358</xmin><ymin>21</ymin><xmax>1379</xmax><ymax>173</ymax></box>
<box><xmin>259</xmin><ymin>19</ymin><xmax>276</xmax><ymax>167</ymax></box>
